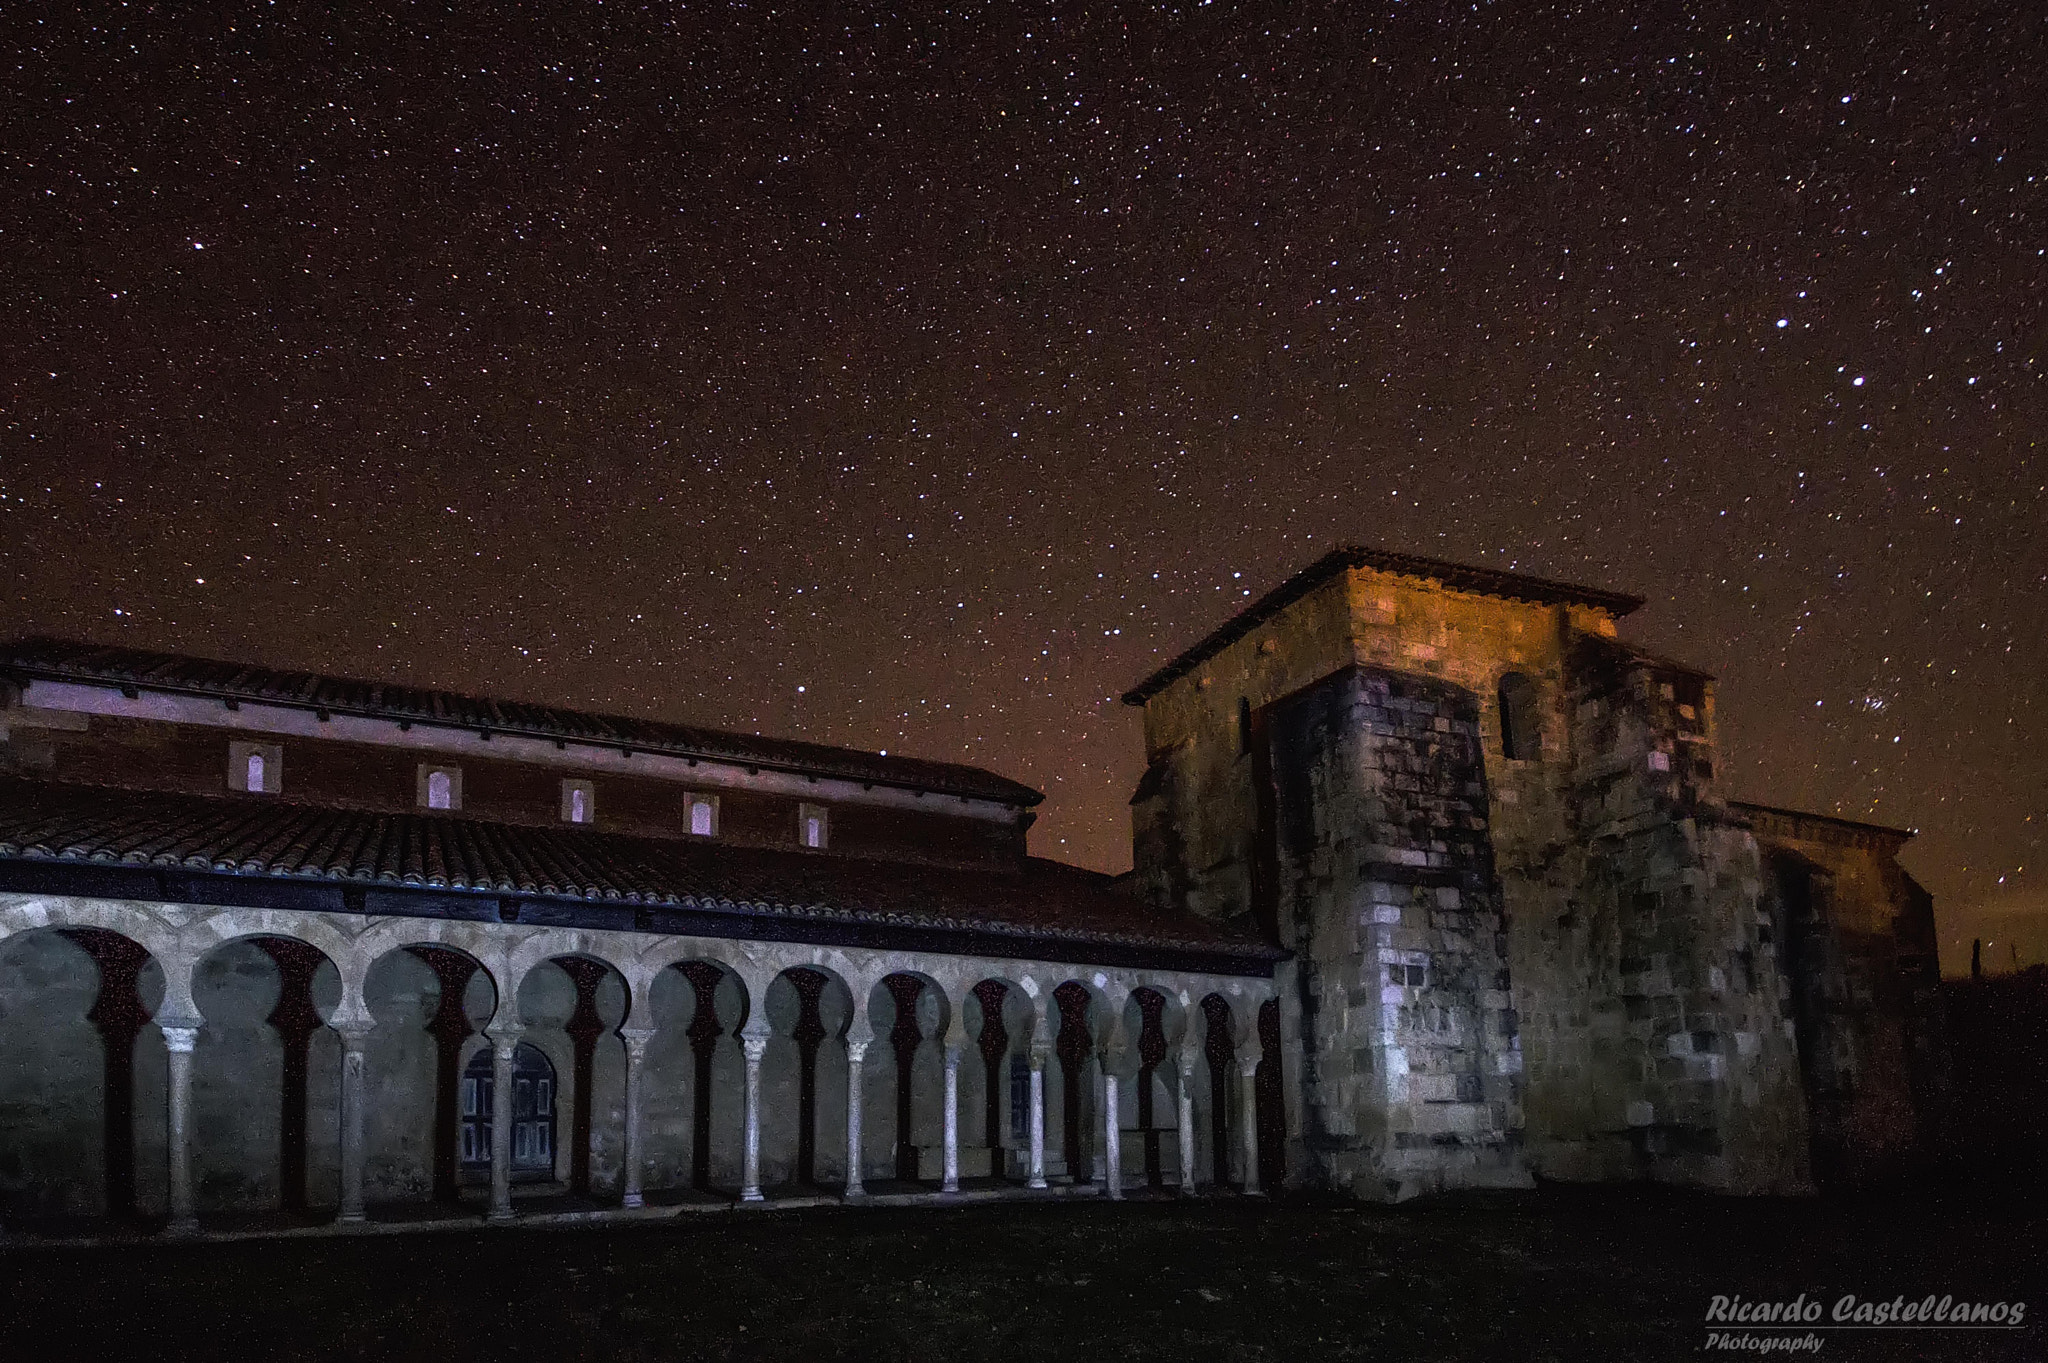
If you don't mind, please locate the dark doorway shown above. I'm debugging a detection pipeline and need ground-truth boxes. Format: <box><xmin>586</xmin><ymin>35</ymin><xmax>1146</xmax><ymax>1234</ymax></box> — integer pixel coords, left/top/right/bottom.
<box><xmin>1255</xmin><ymin>998</ymin><xmax>1284</xmax><ymax>1190</ymax></box>
<box><xmin>1201</xmin><ymin>994</ymin><xmax>1235</xmax><ymax>1187</ymax></box>
<box><xmin>1054</xmin><ymin>982</ymin><xmax>1093</xmax><ymax>1180</ymax></box>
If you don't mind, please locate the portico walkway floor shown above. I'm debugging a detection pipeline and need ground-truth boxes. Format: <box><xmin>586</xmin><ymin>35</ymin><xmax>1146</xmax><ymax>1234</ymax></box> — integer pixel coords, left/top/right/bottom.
<box><xmin>0</xmin><ymin>1176</ymin><xmax>1166</xmax><ymax>1248</ymax></box>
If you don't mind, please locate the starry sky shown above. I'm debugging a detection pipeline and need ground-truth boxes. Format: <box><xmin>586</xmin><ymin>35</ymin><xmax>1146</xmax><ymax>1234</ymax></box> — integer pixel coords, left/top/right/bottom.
<box><xmin>3</xmin><ymin>3</ymin><xmax>2042</xmax><ymax>974</ymax></box>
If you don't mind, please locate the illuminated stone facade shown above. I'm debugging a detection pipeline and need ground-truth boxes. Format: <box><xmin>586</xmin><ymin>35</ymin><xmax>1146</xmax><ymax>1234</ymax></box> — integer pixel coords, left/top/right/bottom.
<box><xmin>1125</xmin><ymin>548</ymin><xmax>1943</xmax><ymax>1199</ymax></box>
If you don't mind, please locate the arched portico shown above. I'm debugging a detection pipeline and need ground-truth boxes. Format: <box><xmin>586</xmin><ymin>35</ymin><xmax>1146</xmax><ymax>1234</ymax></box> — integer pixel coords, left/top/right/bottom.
<box><xmin>0</xmin><ymin>893</ymin><xmax>1279</xmax><ymax>1234</ymax></box>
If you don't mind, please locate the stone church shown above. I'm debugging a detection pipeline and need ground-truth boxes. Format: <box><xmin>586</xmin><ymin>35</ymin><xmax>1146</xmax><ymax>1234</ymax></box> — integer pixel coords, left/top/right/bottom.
<box><xmin>0</xmin><ymin>547</ymin><xmax>1943</xmax><ymax>1235</ymax></box>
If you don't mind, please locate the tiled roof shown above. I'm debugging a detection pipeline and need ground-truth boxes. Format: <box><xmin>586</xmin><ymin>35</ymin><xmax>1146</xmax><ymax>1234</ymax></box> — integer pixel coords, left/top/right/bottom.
<box><xmin>0</xmin><ymin>779</ymin><xmax>1279</xmax><ymax>961</ymax></box>
<box><xmin>1123</xmin><ymin>546</ymin><xmax>1648</xmax><ymax>704</ymax></box>
<box><xmin>0</xmin><ymin>637</ymin><xmax>1040</xmax><ymax>806</ymax></box>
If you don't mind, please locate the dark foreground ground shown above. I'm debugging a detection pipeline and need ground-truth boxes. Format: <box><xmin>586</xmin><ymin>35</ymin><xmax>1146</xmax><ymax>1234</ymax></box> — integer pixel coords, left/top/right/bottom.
<box><xmin>1</xmin><ymin>1186</ymin><xmax>2041</xmax><ymax>1362</ymax></box>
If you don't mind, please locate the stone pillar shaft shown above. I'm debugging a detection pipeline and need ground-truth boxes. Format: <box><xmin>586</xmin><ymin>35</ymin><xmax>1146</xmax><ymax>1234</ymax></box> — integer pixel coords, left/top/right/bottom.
<box><xmin>620</xmin><ymin>1029</ymin><xmax>654</xmax><ymax>1209</ymax></box>
<box><xmin>1089</xmin><ymin>1066</ymin><xmax>1107</xmax><ymax>1188</ymax></box>
<box><xmin>161</xmin><ymin>1025</ymin><xmax>200</xmax><ymax>1234</ymax></box>
<box><xmin>1238</xmin><ymin>1056</ymin><xmax>1262</xmax><ymax>1196</ymax></box>
<box><xmin>740</xmin><ymin>1029</ymin><xmax>768</xmax><ymax>1202</ymax></box>
<box><xmin>337</xmin><ymin>1025</ymin><xmax>372</xmax><ymax>1223</ymax></box>
<box><xmin>844</xmin><ymin>1039</ymin><xmax>868</xmax><ymax>1198</ymax></box>
<box><xmin>1027</xmin><ymin>1047</ymin><xmax>1048</xmax><ymax>1190</ymax></box>
<box><xmin>488</xmin><ymin>1031</ymin><xmax>520</xmax><ymax>1222</ymax></box>
<box><xmin>1102</xmin><ymin>1071</ymin><xmax>1123</xmax><ymax>1200</ymax></box>
<box><xmin>940</xmin><ymin>1043</ymin><xmax>961</xmax><ymax>1194</ymax></box>
<box><xmin>1177</xmin><ymin>1063</ymin><xmax>1197</xmax><ymax>1195</ymax></box>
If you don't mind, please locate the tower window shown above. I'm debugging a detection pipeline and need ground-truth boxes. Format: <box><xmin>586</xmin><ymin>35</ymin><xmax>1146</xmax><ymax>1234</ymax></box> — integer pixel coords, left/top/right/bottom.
<box><xmin>560</xmin><ymin>779</ymin><xmax>595</xmax><ymax>825</ymax></box>
<box><xmin>686</xmin><ymin>793</ymin><xmax>719</xmax><ymax>838</ymax></box>
<box><xmin>418</xmin><ymin>765</ymin><xmax>462</xmax><ymax>811</ymax></box>
<box><xmin>1498</xmin><ymin>672</ymin><xmax>1542</xmax><ymax>761</ymax></box>
<box><xmin>799</xmin><ymin>802</ymin><xmax>829</xmax><ymax>850</ymax></box>
<box><xmin>1238</xmin><ymin>697</ymin><xmax>1254</xmax><ymax>755</ymax></box>
<box><xmin>228</xmin><ymin>741</ymin><xmax>282</xmax><ymax>794</ymax></box>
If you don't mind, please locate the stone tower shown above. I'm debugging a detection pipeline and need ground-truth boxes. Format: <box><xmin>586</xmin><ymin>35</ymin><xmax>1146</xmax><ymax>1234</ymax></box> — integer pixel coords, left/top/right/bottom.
<box><xmin>1124</xmin><ymin>548</ymin><xmax>1829</xmax><ymax>1200</ymax></box>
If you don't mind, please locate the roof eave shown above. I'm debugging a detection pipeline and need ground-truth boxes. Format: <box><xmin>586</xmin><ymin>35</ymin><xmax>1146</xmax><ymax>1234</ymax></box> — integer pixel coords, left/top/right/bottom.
<box><xmin>1122</xmin><ymin>546</ymin><xmax>1647</xmax><ymax>706</ymax></box>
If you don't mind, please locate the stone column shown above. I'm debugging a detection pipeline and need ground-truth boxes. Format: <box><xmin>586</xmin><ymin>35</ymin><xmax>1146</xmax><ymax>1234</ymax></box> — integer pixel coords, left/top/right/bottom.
<box><xmin>335</xmin><ymin>1021</ymin><xmax>373</xmax><ymax>1223</ymax></box>
<box><xmin>844</xmin><ymin>1036</ymin><xmax>869</xmax><ymax>1198</ymax></box>
<box><xmin>1088</xmin><ymin>1065</ymin><xmax>1108</xmax><ymax>1189</ymax></box>
<box><xmin>940</xmin><ymin>1041</ymin><xmax>962</xmax><ymax>1194</ymax></box>
<box><xmin>739</xmin><ymin>1023</ymin><xmax>769</xmax><ymax>1202</ymax></box>
<box><xmin>1177</xmin><ymin>1055</ymin><xmax>1198</xmax><ymax>1195</ymax></box>
<box><xmin>487</xmin><ymin>1026</ymin><xmax>523</xmax><ymax>1223</ymax></box>
<box><xmin>160</xmin><ymin>1022</ymin><xmax>201</xmax><ymax>1235</ymax></box>
<box><xmin>1102</xmin><ymin>1069</ymin><xmax>1123</xmax><ymax>1201</ymax></box>
<box><xmin>1237</xmin><ymin>1046</ymin><xmax>1263</xmax><ymax>1196</ymax></box>
<box><xmin>1026</xmin><ymin>1041</ymin><xmax>1049</xmax><ymax>1190</ymax></box>
<box><xmin>619</xmin><ymin>1027</ymin><xmax>655</xmax><ymax>1209</ymax></box>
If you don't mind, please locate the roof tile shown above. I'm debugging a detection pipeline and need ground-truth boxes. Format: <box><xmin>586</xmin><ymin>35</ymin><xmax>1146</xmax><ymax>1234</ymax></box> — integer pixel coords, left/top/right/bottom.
<box><xmin>0</xmin><ymin>779</ymin><xmax>1277</xmax><ymax>961</ymax></box>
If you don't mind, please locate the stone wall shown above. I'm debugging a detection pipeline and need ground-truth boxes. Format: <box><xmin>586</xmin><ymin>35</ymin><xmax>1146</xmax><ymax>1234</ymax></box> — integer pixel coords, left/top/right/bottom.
<box><xmin>1744</xmin><ymin>804</ymin><xmax>1945</xmax><ymax>1185</ymax></box>
<box><xmin>1265</xmin><ymin>666</ymin><xmax>1527</xmax><ymax>1200</ymax></box>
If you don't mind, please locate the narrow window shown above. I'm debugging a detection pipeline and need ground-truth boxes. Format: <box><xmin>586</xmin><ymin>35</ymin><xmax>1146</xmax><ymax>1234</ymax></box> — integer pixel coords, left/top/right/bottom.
<box><xmin>687</xmin><ymin>794</ymin><xmax>719</xmax><ymax>838</ymax></box>
<box><xmin>418</xmin><ymin>765</ymin><xmax>462</xmax><ymax>811</ymax></box>
<box><xmin>228</xmin><ymin>741</ymin><xmax>282</xmax><ymax>794</ymax></box>
<box><xmin>560</xmin><ymin>779</ymin><xmax>595</xmax><ymax>825</ymax></box>
<box><xmin>1238</xmin><ymin>697</ymin><xmax>1253</xmax><ymax>755</ymax></box>
<box><xmin>570</xmin><ymin>787</ymin><xmax>587</xmax><ymax>822</ymax></box>
<box><xmin>799</xmin><ymin>802</ymin><xmax>828</xmax><ymax>850</ymax></box>
<box><xmin>1498</xmin><ymin>672</ymin><xmax>1542</xmax><ymax>761</ymax></box>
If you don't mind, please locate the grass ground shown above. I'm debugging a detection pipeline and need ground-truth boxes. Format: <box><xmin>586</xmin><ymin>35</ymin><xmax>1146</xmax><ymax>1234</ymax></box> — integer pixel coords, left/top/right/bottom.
<box><xmin>0</xmin><ymin>1185</ymin><xmax>2039</xmax><ymax>1361</ymax></box>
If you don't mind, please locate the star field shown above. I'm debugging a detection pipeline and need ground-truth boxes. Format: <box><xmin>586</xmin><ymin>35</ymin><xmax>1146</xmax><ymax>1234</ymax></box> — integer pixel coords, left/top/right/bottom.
<box><xmin>2</xmin><ymin>2</ymin><xmax>2042</xmax><ymax>973</ymax></box>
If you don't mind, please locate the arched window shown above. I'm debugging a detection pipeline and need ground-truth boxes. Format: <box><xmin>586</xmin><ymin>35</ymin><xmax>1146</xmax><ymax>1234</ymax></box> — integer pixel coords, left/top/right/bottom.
<box><xmin>1499</xmin><ymin>671</ymin><xmax>1542</xmax><ymax>761</ymax></box>
<box><xmin>426</xmin><ymin>769</ymin><xmax>453</xmax><ymax>810</ymax></box>
<box><xmin>228</xmin><ymin>740</ymin><xmax>281</xmax><ymax>793</ymax></box>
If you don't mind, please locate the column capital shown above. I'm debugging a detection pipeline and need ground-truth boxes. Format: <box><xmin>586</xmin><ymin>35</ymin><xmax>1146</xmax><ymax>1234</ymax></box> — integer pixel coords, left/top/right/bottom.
<box><xmin>845</xmin><ymin>1036</ymin><xmax>870</xmax><ymax>1065</ymax></box>
<box><xmin>1235</xmin><ymin>1044</ymin><xmax>1262</xmax><ymax>1079</ymax></box>
<box><xmin>159</xmin><ymin>1022</ymin><xmax>201</xmax><ymax>1053</ymax></box>
<box><xmin>619</xmin><ymin>1026</ymin><xmax>656</xmax><ymax>1060</ymax></box>
<box><xmin>1028</xmin><ymin>1038</ymin><xmax>1051</xmax><ymax>1068</ymax></box>
<box><xmin>332</xmin><ymin>1018</ymin><xmax>376</xmax><ymax>1049</ymax></box>
<box><xmin>942</xmin><ymin>1039</ymin><xmax>963</xmax><ymax>1066</ymax></box>
<box><xmin>740</xmin><ymin>1031</ymin><xmax>769</xmax><ymax>1064</ymax></box>
<box><xmin>488</xmin><ymin>1023</ymin><xmax>526</xmax><ymax>1057</ymax></box>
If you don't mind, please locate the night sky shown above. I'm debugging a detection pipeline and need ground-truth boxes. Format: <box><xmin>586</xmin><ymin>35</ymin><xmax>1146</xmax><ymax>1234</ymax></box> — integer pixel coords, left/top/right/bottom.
<box><xmin>4</xmin><ymin>3</ymin><xmax>2042</xmax><ymax>973</ymax></box>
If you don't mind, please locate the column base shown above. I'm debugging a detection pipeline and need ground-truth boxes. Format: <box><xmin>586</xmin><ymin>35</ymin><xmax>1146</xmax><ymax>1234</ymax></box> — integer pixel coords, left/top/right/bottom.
<box><xmin>621</xmin><ymin>1193</ymin><xmax>644</xmax><ymax>1209</ymax></box>
<box><xmin>336</xmin><ymin>1210</ymin><xmax>368</xmax><ymax>1225</ymax></box>
<box><xmin>1026</xmin><ymin>1177</ymin><xmax>1049</xmax><ymax>1190</ymax></box>
<box><xmin>487</xmin><ymin>1208</ymin><xmax>517</xmax><ymax>1224</ymax></box>
<box><xmin>739</xmin><ymin>1189</ymin><xmax>766</xmax><ymax>1203</ymax></box>
<box><xmin>842</xmin><ymin>1186</ymin><xmax>866</xmax><ymax>1201</ymax></box>
<box><xmin>940</xmin><ymin>1180</ymin><xmax>960</xmax><ymax>1195</ymax></box>
<box><xmin>164</xmin><ymin>1216</ymin><xmax>201</xmax><ymax>1237</ymax></box>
